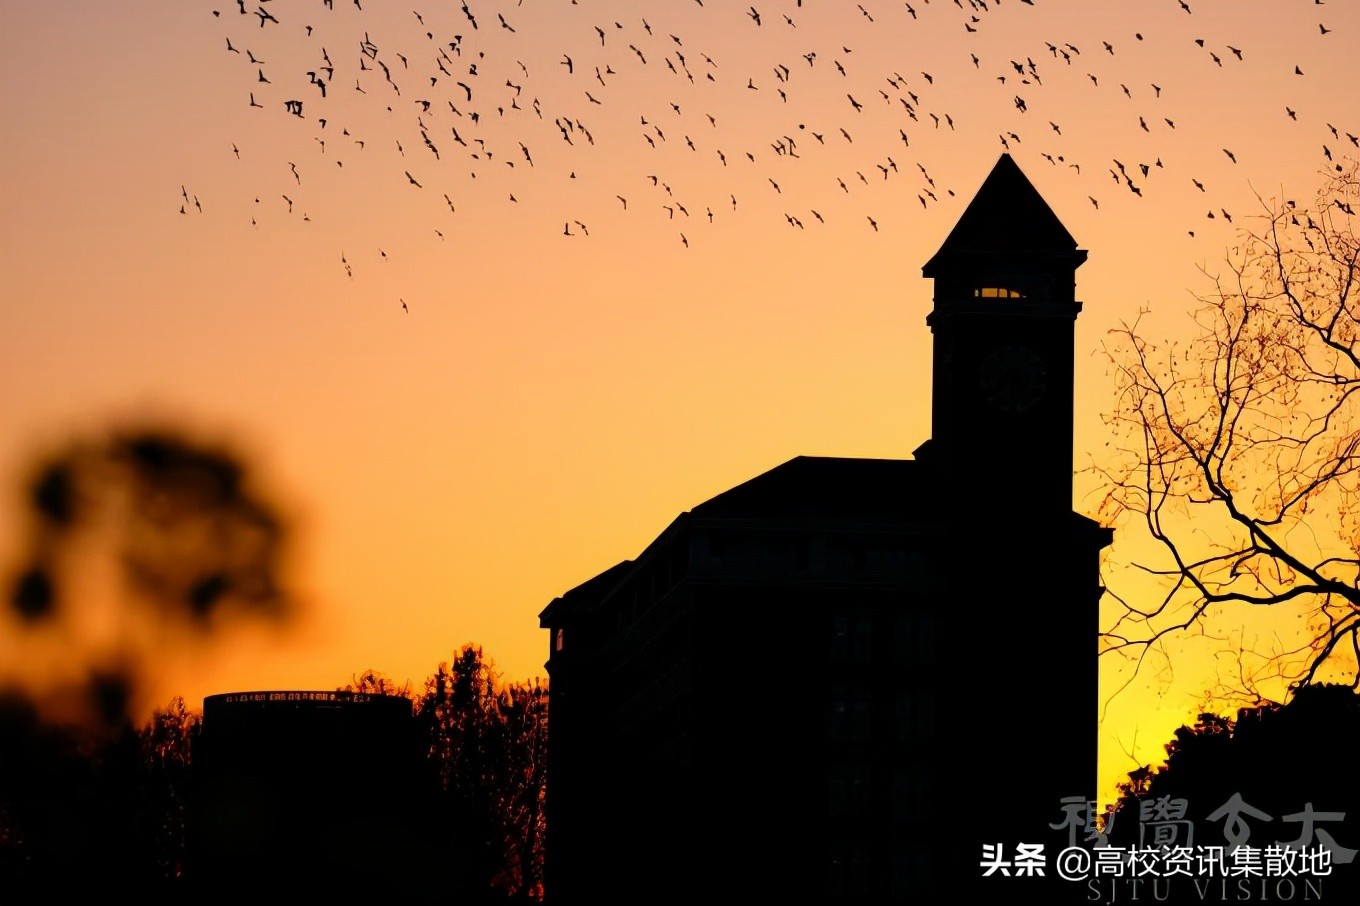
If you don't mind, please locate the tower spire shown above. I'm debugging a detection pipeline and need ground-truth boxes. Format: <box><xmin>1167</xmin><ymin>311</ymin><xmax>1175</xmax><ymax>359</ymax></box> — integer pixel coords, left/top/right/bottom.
<box><xmin>923</xmin><ymin>153</ymin><xmax>1084</xmax><ymax>279</ymax></box>
<box><xmin>920</xmin><ymin>154</ymin><xmax>1088</xmax><ymax>519</ymax></box>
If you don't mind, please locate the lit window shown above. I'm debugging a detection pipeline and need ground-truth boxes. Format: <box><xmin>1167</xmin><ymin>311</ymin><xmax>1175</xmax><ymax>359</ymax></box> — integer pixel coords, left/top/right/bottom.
<box><xmin>555</xmin><ymin>628</ymin><xmax>565</xmax><ymax>652</ymax></box>
<box><xmin>973</xmin><ymin>287</ymin><xmax>1024</xmax><ymax>298</ymax></box>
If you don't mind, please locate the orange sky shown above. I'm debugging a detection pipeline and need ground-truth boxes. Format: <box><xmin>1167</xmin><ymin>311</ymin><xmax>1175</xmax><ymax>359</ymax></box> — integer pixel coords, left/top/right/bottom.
<box><xmin>2</xmin><ymin>0</ymin><xmax>1357</xmax><ymax>805</ymax></box>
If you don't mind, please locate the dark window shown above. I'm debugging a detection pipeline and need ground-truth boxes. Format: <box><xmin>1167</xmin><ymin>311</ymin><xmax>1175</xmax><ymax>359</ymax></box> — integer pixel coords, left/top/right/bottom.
<box><xmin>831</xmin><ymin>610</ymin><xmax>872</xmax><ymax>662</ymax></box>
<box><xmin>830</xmin><ymin>686</ymin><xmax>872</xmax><ymax>739</ymax></box>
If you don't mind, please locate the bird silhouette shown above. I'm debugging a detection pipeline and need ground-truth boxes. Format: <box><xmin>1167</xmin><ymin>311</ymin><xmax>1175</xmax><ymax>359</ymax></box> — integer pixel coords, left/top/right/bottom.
<box><xmin>190</xmin><ymin>0</ymin><xmax>1346</xmax><ymax>281</ymax></box>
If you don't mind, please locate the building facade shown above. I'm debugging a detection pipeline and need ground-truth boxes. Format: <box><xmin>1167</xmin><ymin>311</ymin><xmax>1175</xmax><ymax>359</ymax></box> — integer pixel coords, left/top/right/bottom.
<box><xmin>540</xmin><ymin>154</ymin><xmax>1113</xmax><ymax>901</ymax></box>
<box><xmin>188</xmin><ymin>689</ymin><xmax>437</xmax><ymax>888</ymax></box>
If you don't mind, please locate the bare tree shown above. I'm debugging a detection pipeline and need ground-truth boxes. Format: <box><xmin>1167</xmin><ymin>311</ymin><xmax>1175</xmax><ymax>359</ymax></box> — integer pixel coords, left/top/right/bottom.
<box><xmin>1097</xmin><ymin>158</ymin><xmax>1360</xmax><ymax>699</ymax></box>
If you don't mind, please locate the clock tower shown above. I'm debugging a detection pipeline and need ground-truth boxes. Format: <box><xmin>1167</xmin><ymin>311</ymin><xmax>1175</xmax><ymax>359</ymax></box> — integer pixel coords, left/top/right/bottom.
<box><xmin>921</xmin><ymin>153</ymin><xmax>1087</xmax><ymax>523</ymax></box>
<box><xmin>921</xmin><ymin>155</ymin><xmax>1104</xmax><ymax>902</ymax></box>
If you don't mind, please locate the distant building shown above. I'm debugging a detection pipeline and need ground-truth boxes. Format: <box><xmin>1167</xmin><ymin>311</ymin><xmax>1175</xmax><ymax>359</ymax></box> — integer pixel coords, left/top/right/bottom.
<box><xmin>188</xmin><ymin>689</ymin><xmax>436</xmax><ymax>887</ymax></box>
<box><xmin>539</xmin><ymin>154</ymin><xmax>1113</xmax><ymax>901</ymax></box>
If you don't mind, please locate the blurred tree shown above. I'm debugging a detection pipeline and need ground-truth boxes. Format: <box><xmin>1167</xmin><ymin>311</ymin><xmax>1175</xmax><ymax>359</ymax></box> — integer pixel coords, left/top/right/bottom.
<box><xmin>3</xmin><ymin>428</ymin><xmax>549</xmax><ymax>895</ymax></box>
<box><xmin>4</xmin><ymin>426</ymin><xmax>295</xmax><ymax>718</ymax></box>
<box><xmin>1098</xmin><ymin>159</ymin><xmax>1360</xmax><ymax>698</ymax></box>
<box><xmin>2</xmin><ymin>425</ymin><xmax>291</xmax><ymax>885</ymax></box>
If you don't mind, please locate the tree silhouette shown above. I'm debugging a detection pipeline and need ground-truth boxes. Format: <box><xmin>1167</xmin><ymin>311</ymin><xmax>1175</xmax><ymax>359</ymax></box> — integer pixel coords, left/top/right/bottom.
<box><xmin>1098</xmin><ymin>158</ymin><xmax>1360</xmax><ymax>696</ymax></box>
<box><xmin>341</xmin><ymin>651</ymin><xmax>547</xmax><ymax>899</ymax></box>
<box><xmin>0</xmin><ymin>692</ymin><xmax>197</xmax><ymax>884</ymax></box>
<box><xmin>1106</xmin><ymin>684</ymin><xmax>1360</xmax><ymax>898</ymax></box>
<box><xmin>137</xmin><ymin>696</ymin><xmax>199</xmax><ymax>880</ymax></box>
<box><xmin>415</xmin><ymin>645</ymin><xmax>548</xmax><ymax>901</ymax></box>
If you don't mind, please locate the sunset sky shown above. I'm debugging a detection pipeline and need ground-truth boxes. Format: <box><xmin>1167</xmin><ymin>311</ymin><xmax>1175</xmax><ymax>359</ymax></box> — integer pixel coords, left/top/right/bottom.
<box><xmin>2</xmin><ymin>0</ymin><xmax>1356</xmax><ymax>804</ymax></box>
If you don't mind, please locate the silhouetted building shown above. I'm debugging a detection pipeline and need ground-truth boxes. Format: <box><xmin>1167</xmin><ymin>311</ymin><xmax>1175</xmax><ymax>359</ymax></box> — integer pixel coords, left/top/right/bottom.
<box><xmin>188</xmin><ymin>689</ymin><xmax>436</xmax><ymax>888</ymax></box>
<box><xmin>539</xmin><ymin>154</ymin><xmax>1113</xmax><ymax>901</ymax></box>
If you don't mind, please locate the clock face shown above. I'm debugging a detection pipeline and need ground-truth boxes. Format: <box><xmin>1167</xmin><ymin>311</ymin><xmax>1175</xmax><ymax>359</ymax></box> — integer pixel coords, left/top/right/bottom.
<box><xmin>979</xmin><ymin>344</ymin><xmax>1048</xmax><ymax>412</ymax></box>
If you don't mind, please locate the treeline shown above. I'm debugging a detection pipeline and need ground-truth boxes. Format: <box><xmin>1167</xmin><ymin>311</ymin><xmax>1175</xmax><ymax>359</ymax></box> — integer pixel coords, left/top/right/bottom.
<box><xmin>1103</xmin><ymin>683</ymin><xmax>1360</xmax><ymax>899</ymax></box>
<box><xmin>0</xmin><ymin>644</ymin><xmax>548</xmax><ymax>898</ymax></box>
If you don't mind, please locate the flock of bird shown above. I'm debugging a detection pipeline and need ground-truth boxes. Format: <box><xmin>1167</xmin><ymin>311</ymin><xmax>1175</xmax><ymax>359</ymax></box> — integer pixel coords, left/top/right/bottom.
<box><xmin>190</xmin><ymin>0</ymin><xmax>1353</xmax><ymax>312</ymax></box>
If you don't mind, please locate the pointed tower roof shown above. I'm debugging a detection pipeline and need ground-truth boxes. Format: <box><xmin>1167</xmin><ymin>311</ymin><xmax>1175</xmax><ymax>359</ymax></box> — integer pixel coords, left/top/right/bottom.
<box><xmin>922</xmin><ymin>154</ymin><xmax>1081</xmax><ymax>275</ymax></box>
